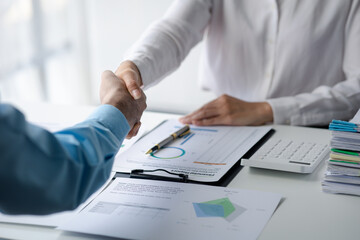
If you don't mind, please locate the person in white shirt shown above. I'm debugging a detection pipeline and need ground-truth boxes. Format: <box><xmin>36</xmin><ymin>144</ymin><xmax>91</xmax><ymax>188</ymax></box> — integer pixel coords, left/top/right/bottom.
<box><xmin>115</xmin><ymin>0</ymin><xmax>360</xmax><ymax>126</ymax></box>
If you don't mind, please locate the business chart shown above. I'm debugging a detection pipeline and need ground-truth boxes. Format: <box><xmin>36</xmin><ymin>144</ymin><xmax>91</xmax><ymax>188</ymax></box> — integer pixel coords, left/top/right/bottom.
<box><xmin>150</xmin><ymin>146</ymin><xmax>186</xmax><ymax>159</ymax></box>
<box><xmin>146</xmin><ymin>124</ymin><xmax>226</xmax><ymax>164</ymax></box>
<box><xmin>113</xmin><ymin>119</ymin><xmax>271</xmax><ymax>182</ymax></box>
<box><xmin>58</xmin><ymin>178</ymin><xmax>282</xmax><ymax>240</ymax></box>
<box><xmin>89</xmin><ymin>201</ymin><xmax>169</xmax><ymax>220</ymax></box>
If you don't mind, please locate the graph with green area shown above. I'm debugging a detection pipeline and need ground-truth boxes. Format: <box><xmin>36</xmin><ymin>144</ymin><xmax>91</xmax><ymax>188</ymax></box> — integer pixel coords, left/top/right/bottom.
<box><xmin>193</xmin><ymin>198</ymin><xmax>236</xmax><ymax>218</ymax></box>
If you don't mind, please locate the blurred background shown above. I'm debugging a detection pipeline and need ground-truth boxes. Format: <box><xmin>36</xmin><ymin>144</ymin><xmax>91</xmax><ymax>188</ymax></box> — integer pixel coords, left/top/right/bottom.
<box><xmin>0</xmin><ymin>0</ymin><xmax>215</xmax><ymax>114</ymax></box>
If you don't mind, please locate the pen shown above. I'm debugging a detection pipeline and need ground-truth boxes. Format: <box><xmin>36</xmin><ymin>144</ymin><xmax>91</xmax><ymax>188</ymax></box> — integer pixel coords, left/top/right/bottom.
<box><xmin>145</xmin><ymin>125</ymin><xmax>190</xmax><ymax>154</ymax></box>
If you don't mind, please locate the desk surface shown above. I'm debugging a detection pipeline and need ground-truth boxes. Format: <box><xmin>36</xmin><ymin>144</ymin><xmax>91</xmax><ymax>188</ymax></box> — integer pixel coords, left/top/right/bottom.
<box><xmin>1</xmin><ymin>102</ymin><xmax>360</xmax><ymax>240</ymax></box>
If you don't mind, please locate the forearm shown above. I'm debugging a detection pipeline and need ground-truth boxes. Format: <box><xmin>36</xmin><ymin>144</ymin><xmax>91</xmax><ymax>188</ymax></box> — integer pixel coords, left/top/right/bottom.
<box><xmin>267</xmin><ymin>77</ymin><xmax>360</xmax><ymax>126</ymax></box>
<box><xmin>0</xmin><ymin>104</ymin><xmax>129</xmax><ymax>215</ymax></box>
<box><xmin>124</xmin><ymin>0</ymin><xmax>212</xmax><ymax>88</ymax></box>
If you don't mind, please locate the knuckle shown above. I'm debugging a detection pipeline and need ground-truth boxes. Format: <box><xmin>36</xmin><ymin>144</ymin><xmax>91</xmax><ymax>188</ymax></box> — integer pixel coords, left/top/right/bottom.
<box><xmin>224</xmin><ymin>104</ymin><xmax>231</xmax><ymax>113</ymax></box>
<box><xmin>203</xmin><ymin>119</ymin><xmax>211</xmax><ymax>125</ymax></box>
<box><xmin>199</xmin><ymin>109</ymin><xmax>206</xmax><ymax>117</ymax></box>
<box><xmin>101</xmin><ymin>70</ymin><xmax>112</xmax><ymax>80</ymax></box>
<box><xmin>219</xmin><ymin>94</ymin><xmax>227</xmax><ymax>100</ymax></box>
<box><xmin>218</xmin><ymin>96</ymin><xmax>226</xmax><ymax>104</ymax></box>
<box><xmin>122</xmin><ymin>69</ymin><xmax>135</xmax><ymax>78</ymax></box>
<box><xmin>224</xmin><ymin>115</ymin><xmax>233</xmax><ymax>125</ymax></box>
<box><xmin>122</xmin><ymin>70</ymin><xmax>138</xmax><ymax>82</ymax></box>
<box><xmin>126</xmin><ymin>82</ymin><xmax>140</xmax><ymax>91</ymax></box>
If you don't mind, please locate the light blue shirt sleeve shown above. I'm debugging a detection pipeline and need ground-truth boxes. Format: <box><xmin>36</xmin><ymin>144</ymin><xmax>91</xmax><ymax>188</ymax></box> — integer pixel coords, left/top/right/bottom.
<box><xmin>0</xmin><ymin>104</ymin><xmax>130</xmax><ymax>215</ymax></box>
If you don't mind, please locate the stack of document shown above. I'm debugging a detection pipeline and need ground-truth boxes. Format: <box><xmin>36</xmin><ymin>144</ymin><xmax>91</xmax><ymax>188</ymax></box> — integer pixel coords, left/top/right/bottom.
<box><xmin>322</xmin><ymin>118</ymin><xmax>360</xmax><ymax>196</ymax></box>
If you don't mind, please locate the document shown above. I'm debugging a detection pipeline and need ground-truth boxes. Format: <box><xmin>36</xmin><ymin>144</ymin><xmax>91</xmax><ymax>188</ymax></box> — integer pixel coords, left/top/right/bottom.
<box><xmin>113</xmin><ymin>119</ymin><xmax>271</xmax><ymax>182</ymax></box>
<box><xmin>58</xmin><ymin>178</ymin><xmax>282</xmax><ymax>240</ymax></box>
<box><xmin>350</xmin><ymin>108</ymin><xmax>360</xmax><ymax>123</ymax></box>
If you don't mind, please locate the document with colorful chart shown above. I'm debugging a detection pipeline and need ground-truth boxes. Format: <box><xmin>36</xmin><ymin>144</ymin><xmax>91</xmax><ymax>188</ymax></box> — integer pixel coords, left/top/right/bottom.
<box><xmin>113</xmin><ymin>119</ymin><xmax>272</xmax><ymax>182</ymax></box>
<box><xmin>58</xmin><ymin>178</ymin><xmax>282</xmax><ymax>240</ymax></box>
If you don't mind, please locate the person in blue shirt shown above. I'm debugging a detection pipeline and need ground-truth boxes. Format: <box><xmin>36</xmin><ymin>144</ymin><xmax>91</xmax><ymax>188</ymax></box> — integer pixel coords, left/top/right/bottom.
<box><xmin>0</xmin><ymin>70</ymin><xmax>147</xmax><ymax>215</ymax></box>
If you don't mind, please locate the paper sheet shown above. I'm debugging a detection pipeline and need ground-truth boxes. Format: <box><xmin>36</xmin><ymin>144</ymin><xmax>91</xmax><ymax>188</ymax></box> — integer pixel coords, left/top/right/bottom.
<box><xmin>350</xmin><ymin>109</ymin><xmax>360</xmax><ymax>124</ymax></box>
<box><xmin>58</xmin><ymin>178</ymin><xmax>282</xmax><ymax>240</ymax></box>
<box><xmin>113</xmin><ymin>119</ymin><xmax>271</xmax><ymax>182</ymax></box>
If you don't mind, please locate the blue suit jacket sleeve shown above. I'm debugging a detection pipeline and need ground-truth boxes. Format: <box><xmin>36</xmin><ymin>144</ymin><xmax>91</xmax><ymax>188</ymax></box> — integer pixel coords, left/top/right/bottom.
<box><xmin>0</xmin><ymin>104</ymin><xmax>130</xmax><ymax>215</ymax></box>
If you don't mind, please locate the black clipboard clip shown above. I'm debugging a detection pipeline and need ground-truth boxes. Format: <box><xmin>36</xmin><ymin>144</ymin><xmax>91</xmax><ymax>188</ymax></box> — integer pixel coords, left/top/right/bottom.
<box><xmin>130</xmin><ymin>169</ymin><xmax>189</xmax><ymax>183</ymax></box>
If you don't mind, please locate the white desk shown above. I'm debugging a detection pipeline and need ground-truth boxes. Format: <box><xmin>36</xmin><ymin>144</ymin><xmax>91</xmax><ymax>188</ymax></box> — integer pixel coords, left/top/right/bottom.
<box><xmin>1</xmin><ymin>102</ymin><xmax>360</xmax><ymax>240</ymax></box>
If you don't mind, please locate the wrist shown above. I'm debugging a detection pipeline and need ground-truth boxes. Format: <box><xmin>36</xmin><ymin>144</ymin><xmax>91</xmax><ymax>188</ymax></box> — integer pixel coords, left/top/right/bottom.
<box><xmin>257</xmin><ymin>102</ymin><xmax>274</xmax><ymax>124</ymax></box>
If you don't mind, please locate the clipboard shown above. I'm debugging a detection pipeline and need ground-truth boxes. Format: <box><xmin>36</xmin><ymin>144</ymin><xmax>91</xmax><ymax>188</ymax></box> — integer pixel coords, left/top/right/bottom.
<box><xmin>114</xmin><ymin>126</ymin><xmax>275</xmax><ymax>187</ymax></box>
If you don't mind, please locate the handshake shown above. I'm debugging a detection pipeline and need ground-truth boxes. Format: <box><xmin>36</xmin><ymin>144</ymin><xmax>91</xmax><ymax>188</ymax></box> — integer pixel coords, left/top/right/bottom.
<box><xmin>100</xmin><ymin>61</ymin><xmax>146</xmax><ymax>139</ymax></box>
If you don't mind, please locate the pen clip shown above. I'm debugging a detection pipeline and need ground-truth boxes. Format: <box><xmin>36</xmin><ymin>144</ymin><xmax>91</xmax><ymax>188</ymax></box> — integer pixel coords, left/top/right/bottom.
<box><xmin>130</xmin><ymin>169</ymin><xmax>189</xmax><ymax>182</ymax></box>
<box><xmin>179</xmin><ymin>129</ymin><xmax>191</xmax><ymax>137</ymax></box>
<box><xmin>145</xmin><ymin>125</ymin><xmax>191</xmax><ymax>155</ymax></box>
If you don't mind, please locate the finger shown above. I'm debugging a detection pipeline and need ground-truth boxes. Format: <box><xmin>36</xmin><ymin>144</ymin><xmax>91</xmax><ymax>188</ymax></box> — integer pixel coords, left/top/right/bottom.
<box><xmin>101</xmin><ymin>70</ymin><xmax>119</xmax><ymax>88</ymax></box>
<box><xmin>126</xmin><ymin>123</ymin><xmax>139</xmax><ymax>139</ymax></box>
<box><xmin>138</xmin><ymin>88</ymin><xmax>147</xmax><ymax>103</ymax></box>
<box><xmin>192</xmin><ymin>116</ymin><xmax>228</xmax><ymax>126</ymax></box>
<box><xmin>180</xmin><ymin>107</ymin><xmax>219</xmax><ymax>124</ymax></box>
<box><xmin>118</xmin><ymin>70</ymin><xmax>142</xmax><ymax>100</ymax></box>
<box><xmin>101</xmin><ymin>70</ymin><xmax>115</xmax><ymax>79</ymax></box>
<box><xmin>180</xmin><ymin>97</ymin><xmax>221</xmax><ymax>121</ymax></box>
<box><xmin>133</xmin><ymin>121</ymin><xmax>141</xmax><ymax>136</ymax></box>
<box><xmin>126</xmin><ymin>122</ymin><xmax>141</xmax><ymax>139</ymax></box>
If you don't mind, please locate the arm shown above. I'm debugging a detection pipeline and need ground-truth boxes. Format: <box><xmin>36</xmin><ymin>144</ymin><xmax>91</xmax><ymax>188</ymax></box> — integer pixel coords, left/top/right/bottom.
<box><xmin>0</xmin><ymin>104</ymin><xmax>127</xmax><ymax>215</ymax></box>
<box><xmin>181</xmin><ymin>1</ymin><xmax>360</xmax><ymax>127</ymax></box>
<box><xmin>267</xmin><ymin>1</ymin><xmax>360</xmax><ymax>126</ymax></box>
<box><xmin>0</xmin><ymin>71</ymin><xmax>146</xmax><ymax>215</ymax></box>
<box><xmin>116</xmin><ymin>0</ymin><xmax>213</xmax><ymax>99</ymax></box>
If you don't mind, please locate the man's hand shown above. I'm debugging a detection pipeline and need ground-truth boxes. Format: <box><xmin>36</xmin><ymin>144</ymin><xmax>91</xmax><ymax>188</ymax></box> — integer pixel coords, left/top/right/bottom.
<box><xmin>100</xmin><ymin>70</ymin><xmax>147</xmax><ymax>138</ymax></box>
<box><xmin>179</xmin><ymin>94</ymin><xmax>273</xmax><ymax>126</ymax></box>
<box><xmin>115</xmin><ymin>60</ymin><xmax>143</xmax><ymax>100</ymax></box>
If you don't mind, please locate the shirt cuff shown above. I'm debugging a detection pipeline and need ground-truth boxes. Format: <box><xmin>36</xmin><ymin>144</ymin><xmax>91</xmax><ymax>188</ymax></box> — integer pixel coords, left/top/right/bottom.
<box><xmin>267</xmin><ymin>97</ymin><xmax>301</xmax><ymax>125</ymax></box>
<box><xmin>86</xmin><ymin>104</ymin><xmax>130</xmax><ymax>141</ymax></box>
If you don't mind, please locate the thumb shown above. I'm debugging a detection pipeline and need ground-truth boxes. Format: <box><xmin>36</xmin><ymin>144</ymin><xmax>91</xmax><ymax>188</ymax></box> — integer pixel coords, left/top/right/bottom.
<box><xmin>118</xmin><ymin>70</ymin><xmax>142</xmax><ymax>100</ymax></box>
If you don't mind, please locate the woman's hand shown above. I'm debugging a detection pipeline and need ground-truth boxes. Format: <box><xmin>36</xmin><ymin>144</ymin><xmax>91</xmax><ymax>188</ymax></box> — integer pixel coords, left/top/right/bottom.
<box><xmin>179</xmin><ymin>94</ymin><xmax>273</xmax><ymax>126</ymax></box>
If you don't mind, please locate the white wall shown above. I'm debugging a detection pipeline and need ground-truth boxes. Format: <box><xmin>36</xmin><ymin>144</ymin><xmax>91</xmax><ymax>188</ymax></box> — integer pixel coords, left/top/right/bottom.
<box><xmin>86</xmin><ymin>0</ymin><xmax>215</xmax><ymax>114</ymax></box>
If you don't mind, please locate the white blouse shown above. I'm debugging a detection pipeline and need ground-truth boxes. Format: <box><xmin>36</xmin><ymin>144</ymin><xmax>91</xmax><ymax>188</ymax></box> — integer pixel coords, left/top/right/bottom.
<box><xmin>125</xmin><ymin>0</ymin><xmax>360</xmax><ymax>126</ymax></box>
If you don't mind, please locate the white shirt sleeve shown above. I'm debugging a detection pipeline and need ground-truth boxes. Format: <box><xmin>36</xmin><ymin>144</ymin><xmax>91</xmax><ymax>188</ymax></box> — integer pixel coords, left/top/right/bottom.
<box><xmin>124</xmin><ymin>0</ymin><xmax>212</xmax><ymax>89</ymax></box>
<box><xmin>124</xmin><ymin>0</ymin><xmax>360</xmax><ymax>127</ymax></box>
<box><xmin>267</xmin><ymin>0</ymin><xmax>360</xmax><ymax>126</ymax></box>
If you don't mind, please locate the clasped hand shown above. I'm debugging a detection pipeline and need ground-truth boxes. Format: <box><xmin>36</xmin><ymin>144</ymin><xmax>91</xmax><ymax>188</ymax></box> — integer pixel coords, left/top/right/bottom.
<box><xmin>100</xmin><ymin>70</ymin><xmax>147</xmax><ymax>139</ymax></box>
<box><xmin>114</xmin><ymin>61</ymin><xmax>274</xmax><ymax>127</ymax></box>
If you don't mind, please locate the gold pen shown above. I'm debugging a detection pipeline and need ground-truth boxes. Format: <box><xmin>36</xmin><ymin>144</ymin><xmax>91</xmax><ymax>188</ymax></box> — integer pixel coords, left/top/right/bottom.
<box><xmin>145</xmin><ymin>125</ymin><xmax>190</xmax><ymax>154</ymax></box>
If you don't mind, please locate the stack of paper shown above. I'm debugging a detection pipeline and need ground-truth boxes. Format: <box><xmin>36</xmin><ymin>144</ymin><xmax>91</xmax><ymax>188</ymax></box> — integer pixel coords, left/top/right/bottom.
<box><xmin>322</xmin><ymin>118</ymin><xmax>360</xmax><ymax>196</ymax></box>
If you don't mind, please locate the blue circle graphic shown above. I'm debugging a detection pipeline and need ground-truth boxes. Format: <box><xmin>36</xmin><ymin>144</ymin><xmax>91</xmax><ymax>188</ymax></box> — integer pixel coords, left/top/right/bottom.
<box><xmin>150</xmin><ymin>147</ymin><xmax>186</xmax><ymax>159</ymax></box>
